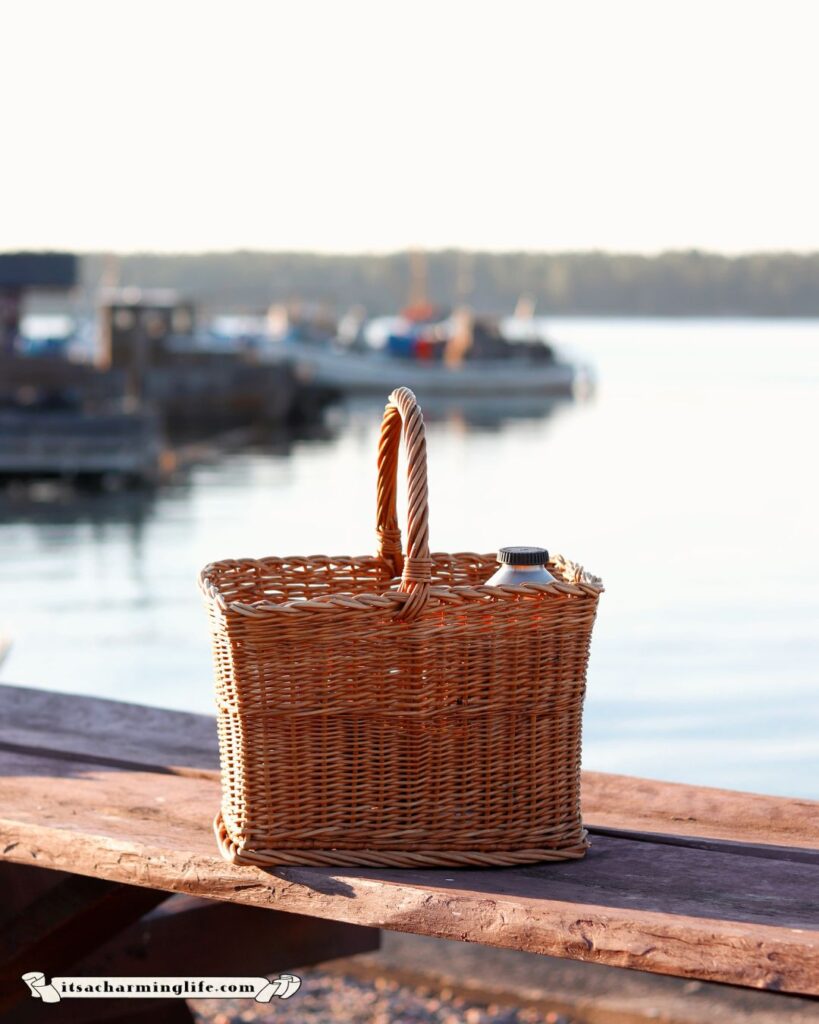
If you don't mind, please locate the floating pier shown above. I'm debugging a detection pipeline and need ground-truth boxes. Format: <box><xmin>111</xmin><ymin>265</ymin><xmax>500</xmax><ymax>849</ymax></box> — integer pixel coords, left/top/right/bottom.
<box><xmin>0</xmin><ymin>409</ymin><xmax>163</xmax><ymax>484</ymax></box>
<box><xmin>0</xmin><ymin>272</ymin><xmax>336</xmax><ymax>484</ymax></box>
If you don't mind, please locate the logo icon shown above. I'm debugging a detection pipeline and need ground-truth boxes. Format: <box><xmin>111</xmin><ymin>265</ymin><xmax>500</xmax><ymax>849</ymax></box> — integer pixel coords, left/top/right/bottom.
<box><xmin>22</xmin><ymin>971</ymin><xmax>302</xmax><ymax>1004</ymax></box>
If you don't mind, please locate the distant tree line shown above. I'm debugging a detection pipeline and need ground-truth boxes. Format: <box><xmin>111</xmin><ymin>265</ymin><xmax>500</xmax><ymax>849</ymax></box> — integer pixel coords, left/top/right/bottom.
<box><xmin>74</xmin><ymin>250</ymin><xmax>819</xmax><ymax>317</ymax></box>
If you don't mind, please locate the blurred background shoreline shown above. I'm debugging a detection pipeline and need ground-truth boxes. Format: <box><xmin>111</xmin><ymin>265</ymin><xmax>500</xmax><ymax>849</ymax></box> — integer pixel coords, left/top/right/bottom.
<box><xmin>22</xmin><ymin>248</ymin><xmax>819</xmax><ymax>318</ymax></box>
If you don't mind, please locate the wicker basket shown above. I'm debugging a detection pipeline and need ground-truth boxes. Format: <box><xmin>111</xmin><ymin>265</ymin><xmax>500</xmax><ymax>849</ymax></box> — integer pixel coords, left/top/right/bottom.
<box><xmin>200</xmin><ymin>387</ymin><xmax>603</xmax><ymax>868</ymax></box>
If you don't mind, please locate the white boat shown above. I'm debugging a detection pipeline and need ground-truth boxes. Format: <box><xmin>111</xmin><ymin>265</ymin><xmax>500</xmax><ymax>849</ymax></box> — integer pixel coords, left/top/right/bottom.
<box><xmin>282</xmin><ymin>339</ymin><xmax>583</xmax><ymax>398</ymax></box>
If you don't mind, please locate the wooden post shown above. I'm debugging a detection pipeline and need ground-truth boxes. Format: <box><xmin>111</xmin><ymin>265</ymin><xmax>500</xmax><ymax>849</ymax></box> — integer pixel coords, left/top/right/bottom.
<box><xmin>125</xmin><ymin>316</ymin><xmax>148</xmax><ymax>410</ymax></box>
<box><xmin>0</xmin><ymin>288</ymin><xmax>22</xmax><ymax>357</ymax></box>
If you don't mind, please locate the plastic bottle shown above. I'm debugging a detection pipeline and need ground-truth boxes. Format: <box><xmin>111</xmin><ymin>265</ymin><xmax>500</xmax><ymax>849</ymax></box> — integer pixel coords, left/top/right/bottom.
<box><xmin>484</xmin><ymin>546</ymin><xmax>556</xmax><ymax>587</ymax></box>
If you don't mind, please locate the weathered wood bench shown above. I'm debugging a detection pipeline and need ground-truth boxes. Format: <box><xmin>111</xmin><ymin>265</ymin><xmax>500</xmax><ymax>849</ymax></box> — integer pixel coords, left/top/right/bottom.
<box><xmin>1</xmin><ymin>682</ymin><xmax>817</xmax><ymax>1021</ymax></box>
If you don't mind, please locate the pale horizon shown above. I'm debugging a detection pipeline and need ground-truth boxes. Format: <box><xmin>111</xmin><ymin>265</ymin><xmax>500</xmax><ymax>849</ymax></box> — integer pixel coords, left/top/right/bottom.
<box><xmin>3</xmin><ymin>0</ymin><xmax>818</xmax><ymax>255</ymax></box>
<box><xmin>6</xmin><ymin>245</ymin><xmax>819</xmax><ymax>258</ymax></box>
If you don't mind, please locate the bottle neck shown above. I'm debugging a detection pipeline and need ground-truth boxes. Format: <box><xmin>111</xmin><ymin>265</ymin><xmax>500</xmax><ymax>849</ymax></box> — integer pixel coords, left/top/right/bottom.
<box><xmin>502</xmin><ymin>562</ymin><xmax>548</xmax><ymax>572</ymax></box>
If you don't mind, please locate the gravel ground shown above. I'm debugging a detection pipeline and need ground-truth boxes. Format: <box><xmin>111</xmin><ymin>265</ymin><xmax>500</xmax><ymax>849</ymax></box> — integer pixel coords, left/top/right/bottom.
<box><xmin>191</xmin><ymin>970</ymin><xmax>575</xmax><ymax>1024</ymax></box>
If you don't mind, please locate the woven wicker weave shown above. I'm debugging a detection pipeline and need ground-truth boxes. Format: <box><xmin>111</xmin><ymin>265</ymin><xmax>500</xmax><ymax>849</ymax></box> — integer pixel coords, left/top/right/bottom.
<box><xmin>200</xmin><ymin>387</ymin><xmax>603</xmax><ymax>867</ymax></box>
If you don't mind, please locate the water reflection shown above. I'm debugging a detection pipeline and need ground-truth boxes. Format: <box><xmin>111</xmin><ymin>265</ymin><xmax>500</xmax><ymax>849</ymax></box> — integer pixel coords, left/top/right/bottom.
<box><xmin>340</xmin><ymin>392</ymin><xmax>575</xmax><ymax>434</ymax></box>
<box><xmin>0</xmin><ymin>481</ymin><xmax>158</xmax><ymax>529</ymax></box>
<box><xmin>2</xmin><ymin>320</ymin><xmax>817</xmax><ymax>798</ymax></box>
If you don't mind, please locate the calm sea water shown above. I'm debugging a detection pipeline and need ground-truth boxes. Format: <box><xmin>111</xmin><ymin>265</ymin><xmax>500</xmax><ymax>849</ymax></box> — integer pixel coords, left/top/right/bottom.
<box><xmin>2</xmin><ymin>318</ymin><xmax>818</xmax><ymax>798</ymax></box>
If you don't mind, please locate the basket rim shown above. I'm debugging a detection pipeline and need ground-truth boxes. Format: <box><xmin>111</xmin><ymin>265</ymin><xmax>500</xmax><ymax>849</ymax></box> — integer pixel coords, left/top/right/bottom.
<box><xmin>199</xmin><ymin>550</ymin><xmax>604</xmax><ymax>617</ymax></box>
<box><xmin>214</xmin><ymin>813</ymin><xmax>589</xmax><ymax>867</ymax></box>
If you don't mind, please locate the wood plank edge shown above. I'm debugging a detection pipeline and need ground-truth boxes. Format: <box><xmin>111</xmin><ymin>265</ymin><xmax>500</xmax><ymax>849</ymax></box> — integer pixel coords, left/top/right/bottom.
<box><xmin>587</xmin><ymin>826</ymin><xmax>819</xmax><ymax>865</ymax></box>
<box><xmin>0</xmin><ymin>740</ymin><xmax>218</xmax><ymax>780</ymax></box>
<box><xmin>1</xmin><ymin>818</ymin><xmax>817</xmax><ymax>996</ymax></box>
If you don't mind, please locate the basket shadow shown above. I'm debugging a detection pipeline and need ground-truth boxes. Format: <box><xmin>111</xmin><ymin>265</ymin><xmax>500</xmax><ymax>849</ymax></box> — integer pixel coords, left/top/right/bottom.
<box><xmin>271</xmin><ymin>833</ymin><xmax>819</xmax><ymax>933</ymax></box>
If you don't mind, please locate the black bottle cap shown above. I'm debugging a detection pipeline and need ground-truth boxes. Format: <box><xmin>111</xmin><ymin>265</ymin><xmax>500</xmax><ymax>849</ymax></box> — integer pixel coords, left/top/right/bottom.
<box><xmin>498</xmin><ymin>546</ymin><xmax>550</xmax><ymax>566</ymax></box>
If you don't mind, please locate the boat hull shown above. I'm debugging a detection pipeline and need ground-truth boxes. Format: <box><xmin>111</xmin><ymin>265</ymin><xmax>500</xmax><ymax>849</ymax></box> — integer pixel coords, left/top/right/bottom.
<box><xmin>283</xmin><ymin>343</ymin><xmax>578</xmax><ymax>397</ymax></box>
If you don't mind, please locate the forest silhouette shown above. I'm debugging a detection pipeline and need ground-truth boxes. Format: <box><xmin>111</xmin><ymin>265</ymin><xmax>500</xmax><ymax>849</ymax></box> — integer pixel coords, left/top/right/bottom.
<box><xmin>74</xmin><ymin>250</ymin><xmax>819</xmax><ymax>317</ymax></box>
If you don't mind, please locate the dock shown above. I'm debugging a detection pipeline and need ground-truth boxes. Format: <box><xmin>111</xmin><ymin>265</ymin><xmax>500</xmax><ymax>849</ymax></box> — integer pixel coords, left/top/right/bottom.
<box><xmin>0</xmin><ymin>290</ymin><xmax>335</xmax><ymax>484</ymax></box>
<box><xmin>0</xmin><ymin>352</ymin><xmax>327</xmax><ymax>434</ymax></box>
<box><xmin>0</xmin><ymin>409</ymin><xmax>163</xmax><ymax>483</ymax></box>
<box><xmin>0</xmin><ymin>258</ymin><xmax>336</xmax><ymax>484</ymax></box>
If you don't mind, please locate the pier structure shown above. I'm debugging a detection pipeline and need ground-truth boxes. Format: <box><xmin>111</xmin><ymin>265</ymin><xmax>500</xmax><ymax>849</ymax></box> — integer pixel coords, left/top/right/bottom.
<box><xmin>0</xmin><ymin>275</ymin><xmax>335</xmax><ymax>484</ymax></box>
<box><xmin>0</xmin><ymin>252</ymin><xmax>77</xmax><ymax>356</ymax></box>
<box><xmin>96</xmin><ymin>287</ymin><xmax>321</xmax><ymax>429</ymax></box>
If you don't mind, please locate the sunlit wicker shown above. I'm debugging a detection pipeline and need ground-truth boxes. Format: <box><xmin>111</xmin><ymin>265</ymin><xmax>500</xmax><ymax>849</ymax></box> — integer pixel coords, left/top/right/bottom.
<box><xmin>200</xmin><ymin>386</ymin><xmax>603</xmax><ymax>867</ymax></box>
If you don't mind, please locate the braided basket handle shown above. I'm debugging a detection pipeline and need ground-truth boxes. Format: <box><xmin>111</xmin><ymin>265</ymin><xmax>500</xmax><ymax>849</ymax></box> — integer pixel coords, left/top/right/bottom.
<box><xmin>376</xmin><ymin>387</ymin><xmax>431</xmax><ymax>621</ymax></box>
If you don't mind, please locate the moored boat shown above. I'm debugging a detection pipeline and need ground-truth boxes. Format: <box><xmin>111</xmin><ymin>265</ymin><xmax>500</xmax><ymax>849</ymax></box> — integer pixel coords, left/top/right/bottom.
<box><xmin>278</xmin><ymin>307</ymin><xmax>586</xmax><ymax>398</ymax></box>
<box><xmin>283</xmin><ymin>338</ymin><xmax>580</xmax><ymax>397</ymax></box>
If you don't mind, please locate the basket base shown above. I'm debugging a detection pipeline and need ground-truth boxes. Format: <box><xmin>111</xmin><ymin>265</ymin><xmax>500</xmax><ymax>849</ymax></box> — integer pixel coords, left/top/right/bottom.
<box><xmin>214</xmin><ymin>813</ymin><xmax>588</xmax><ymax>868</ymax></box>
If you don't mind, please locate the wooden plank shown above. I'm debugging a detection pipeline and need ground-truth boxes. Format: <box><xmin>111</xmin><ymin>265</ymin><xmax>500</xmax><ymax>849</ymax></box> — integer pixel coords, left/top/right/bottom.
<box><xmin>5</xmin><ymin>998</ymin><xmax>196</xmax><ymax>1024</ymax></box>
<box><xmin>78</xmin><ymin>897</ymin><xmax>379</xmax><ymax>976</ymax></box>
<box><xmin>2</xmin><ymin>682</ymin><xmax>817</xmax><ymax>853</ymax></box>
<box><xmin>0</xmin><ymin>746</ymin><xmax>817</xmax><ymax>994</ymax></box>
<box><xmin>0</xmin><ymin>862</ymin><xmax>72</xmax><ymax>921</ymax></box>
<box><xmin>582</xmin><ymin>771</ymin><xmax>819</xmax><ymax>856</ymax></box>
<box><xmin>0</xmin><ymin>866</ymin><xmax>168</xmax><ymax>1013</ymax></box>
<box><xmin>0</xmin><ymin>683</ymin><xmax>218</xmax><ymax>772</ymax></box>
<box><xmin>5</xmin><ymin>897</ymin><xmax>378</xmax><ymax>1024</ymax></box>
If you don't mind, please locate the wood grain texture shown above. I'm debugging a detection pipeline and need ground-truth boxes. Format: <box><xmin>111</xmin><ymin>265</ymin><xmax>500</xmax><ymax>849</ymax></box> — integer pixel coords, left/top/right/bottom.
<box><xmin>582</xmin><ymin>771</ymin><xmax>819</xmax><ymax>855</ymax></box>
<box><xmin>1</xmin><ymin>741</ymin><xmax>818</xmax><ymax>994</ymax></box>
<box><xmin>0</xmin><ymin>683</ymin><xmax>218</xmax><ymax>771</ymax></box>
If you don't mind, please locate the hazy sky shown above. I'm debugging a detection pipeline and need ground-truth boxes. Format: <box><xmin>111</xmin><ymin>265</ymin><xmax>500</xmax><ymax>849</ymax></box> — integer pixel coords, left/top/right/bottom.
<box><xmin>3</xmin><ymin>0</ymin><xmax>818</xmax><ymax>254</ymax></box>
